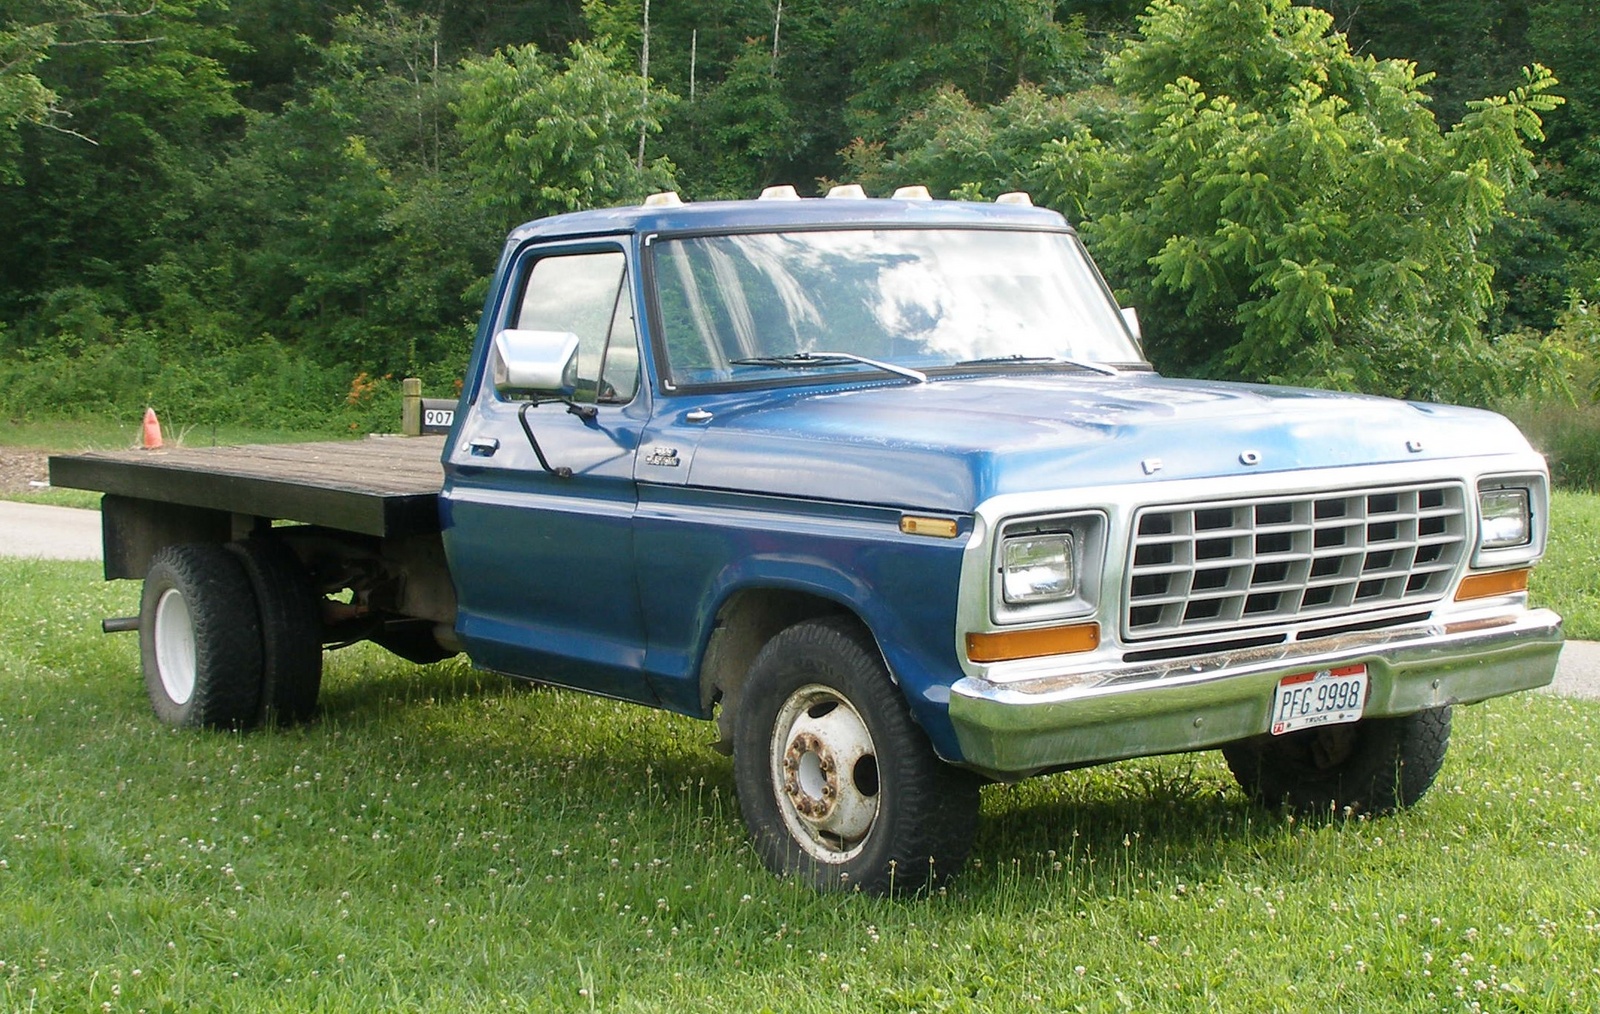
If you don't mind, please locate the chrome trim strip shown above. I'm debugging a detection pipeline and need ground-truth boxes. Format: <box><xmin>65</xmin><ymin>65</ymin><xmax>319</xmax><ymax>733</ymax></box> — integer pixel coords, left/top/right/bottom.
<box><xmin>947</xmin><ymin>608</ymin><xmax>1562</xmax><ymax>778</ymax></box>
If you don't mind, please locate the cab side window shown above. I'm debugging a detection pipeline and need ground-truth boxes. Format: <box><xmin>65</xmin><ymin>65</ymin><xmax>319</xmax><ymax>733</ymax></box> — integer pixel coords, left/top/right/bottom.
<box><xmin>514</xmin><ymin>250</ymin><xmax>640</xmax><ymax>403</ymax></box>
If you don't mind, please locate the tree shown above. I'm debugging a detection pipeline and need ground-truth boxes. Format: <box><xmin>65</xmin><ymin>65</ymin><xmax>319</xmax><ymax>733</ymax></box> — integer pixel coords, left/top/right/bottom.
<box><xmin>0</xmin><ymin>0</ymin><xmax>243</xmax><ymax>332</ymax></box>
<box><xmin>837</xmin><ymin>0</ymin><xmax>1088</xmax><ymax>140</ymax></box>
<box><xmin>841</xmin><ymin>81</ymin><xmax>1125</xmax><ymax>201</ymax></box>
<box><xmin>0</xmin><ymin>20</ymin><xmax>55</xmax><ymax>181</ymax></box>
<box><xmin>1036</xmin><ymin>0</ymin><xmax>1563</xmax><ymax>403</ymax></box>
<box><xmin>673</xmin><ymin>36</ymin><xmax>801</xmax><ymax>197</ymax></box>
<box><xmin>454</xmin><ymin>40</ymin><xmax>677</xmax><ymax>225</ymax></box>
<box><xmin>187</xmin><ymin>4</ymin><xmax>490</xmax><ymax>374</ymax></box>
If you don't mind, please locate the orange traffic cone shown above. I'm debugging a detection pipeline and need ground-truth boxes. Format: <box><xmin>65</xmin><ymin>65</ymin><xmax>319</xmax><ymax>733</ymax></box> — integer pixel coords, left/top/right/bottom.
<box><xmin>141</xmin><ymin>407</ymin><xmax>164</xmax><ymax>450</ymax></box>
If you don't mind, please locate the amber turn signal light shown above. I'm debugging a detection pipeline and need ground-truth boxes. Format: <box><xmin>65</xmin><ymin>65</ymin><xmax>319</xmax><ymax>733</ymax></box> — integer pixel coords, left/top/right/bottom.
<box><xmin>966</xmin><ymin>622</ymin><xmax>1100</xmax><ymax>663</ymax></box>
<box><xmin>900</xmin><ymin>515</ymin><xmax>960</xmax><ymax>538</ymax></box>
<box><xmin>1454</xmin><ymin>568</ymin><xmax>1530</xmax><ymax>602</ymax></box>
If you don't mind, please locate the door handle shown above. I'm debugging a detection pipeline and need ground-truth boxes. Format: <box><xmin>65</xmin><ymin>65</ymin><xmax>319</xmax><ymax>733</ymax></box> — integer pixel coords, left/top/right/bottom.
<box><xmin>468</xmin><ymin>437</ymin><xmax>500</xmax><ymax>457</ymax></box>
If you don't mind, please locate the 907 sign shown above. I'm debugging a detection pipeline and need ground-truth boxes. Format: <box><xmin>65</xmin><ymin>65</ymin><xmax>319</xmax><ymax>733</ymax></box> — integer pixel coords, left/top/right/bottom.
<box><xmin>420</xmin><ymin>398</ymin><xmax>455</xmax><ymax>435</ymax></box>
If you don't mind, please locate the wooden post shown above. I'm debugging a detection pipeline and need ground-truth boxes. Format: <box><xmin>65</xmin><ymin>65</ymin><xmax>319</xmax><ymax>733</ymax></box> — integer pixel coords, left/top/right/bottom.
<box><xmin>402</xmin><ymin>377</ymin><xmax>423</xmax><ymax>436</ymax></box>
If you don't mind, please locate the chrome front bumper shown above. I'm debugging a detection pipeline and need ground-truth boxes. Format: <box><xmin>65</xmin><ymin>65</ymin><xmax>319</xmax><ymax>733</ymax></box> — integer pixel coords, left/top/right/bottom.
<box><xmin>947</xmin><ymin>609</ymin><xmax>1564</xmax><ymax>778</ymax></box>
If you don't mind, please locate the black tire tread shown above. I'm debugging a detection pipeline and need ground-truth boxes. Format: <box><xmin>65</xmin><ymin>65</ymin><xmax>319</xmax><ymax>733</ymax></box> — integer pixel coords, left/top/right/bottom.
<box><xmin>1223</xmin><ymin>706</ymin><xmax>1453</xmax><ymax>816</ymax></box>
<box><xmin>228</xmin><ymin>538</ymin><xmax>324</xmax><ymax>724</ymax></box>
<box><xmin>733</xmin><ymin>616</ymin><xmax>980</xmax><ymax>895</ymax></box>
<box><xmin>140</xmin><ymin>543</ymin><xmax>264</xmax><ymax>729</ymax></box>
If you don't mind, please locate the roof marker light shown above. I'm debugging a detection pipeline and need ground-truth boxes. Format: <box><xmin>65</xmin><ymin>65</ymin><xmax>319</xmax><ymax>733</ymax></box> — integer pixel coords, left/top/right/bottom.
<box><xmin>892</xmin><ymin>185</ymin><xmax>932</xmax><ymax>200</ymax></box>
<box><xmin>642</xmin><ymin>191</ymin><xmax>683</xmax><ymax>207</ymax></box>
<box><xmin>758</xmin><ymin>185</ymin><xmax>802</xmax><ymax>201</ymax></box>
<box><xmin>995</xmin><ymin>192</ymin><xmax>1034</xmax><ymax>206</ymax></box>
<box><xmin>825</xmin><ymin>184</ymin><xmax>867</xmax><ymax>199</ymax></box>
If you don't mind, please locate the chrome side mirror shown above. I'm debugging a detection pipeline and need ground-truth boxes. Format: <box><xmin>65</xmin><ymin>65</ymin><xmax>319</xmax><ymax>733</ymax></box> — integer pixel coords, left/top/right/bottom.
<box><xmin>492</xmin><ymin>329</ymin><xmax>580</xmax><ymax>397</ymax></box>
<box><xmin>1120</xmin><ymin>306</ymin><xmax>1143</xmax><ymax>342</ymax></box>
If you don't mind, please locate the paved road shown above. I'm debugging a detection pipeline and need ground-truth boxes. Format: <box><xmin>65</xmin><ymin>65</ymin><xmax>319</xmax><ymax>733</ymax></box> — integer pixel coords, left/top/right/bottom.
<box><xmin>0</xmin><ymin>501</ymin><xmax>101</xmax><ymax>561</ymax></box>
<box><xmin>1548</xmin><ymin>638</ymin><xmax>1600</xmax><ymax>702</ymax></box>
<box><xmin>3</xmin><ymin>500</ymin><xmax>1598</xmax><ymax>701</ymax></box>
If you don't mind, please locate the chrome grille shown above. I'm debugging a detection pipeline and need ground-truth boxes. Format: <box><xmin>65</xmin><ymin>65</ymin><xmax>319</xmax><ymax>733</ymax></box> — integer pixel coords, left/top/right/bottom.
<box><xmin>1124</xmin><ymin>483</ymin><xmax>1468</xmax><ymax>640</ymax></box>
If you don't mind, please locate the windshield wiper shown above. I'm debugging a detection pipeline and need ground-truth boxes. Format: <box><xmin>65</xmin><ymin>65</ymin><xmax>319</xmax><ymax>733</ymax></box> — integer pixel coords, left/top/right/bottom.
<box><xmin>950</xmin><ymin>354</ymin><xmax>1120</xmax><ymax>376</ymax></box>
<box><xmin>730</xmin><ymin>351</ymin><xmax>928</xmax><ymax>384</ymax></box>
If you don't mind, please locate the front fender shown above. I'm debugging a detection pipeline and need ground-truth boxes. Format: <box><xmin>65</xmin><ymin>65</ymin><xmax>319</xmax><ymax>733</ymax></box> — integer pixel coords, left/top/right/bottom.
<box><xmin>632</xmin><ymin>485</ymin><xmax>972</xmax><ymax>759</ymax></box>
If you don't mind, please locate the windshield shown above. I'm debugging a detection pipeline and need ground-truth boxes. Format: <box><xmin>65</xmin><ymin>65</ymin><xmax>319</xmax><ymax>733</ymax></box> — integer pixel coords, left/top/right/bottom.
<box><xmin>651</xmin><ymin>227</ymin><xmax>1143</xmax><ymax>388</ymax></box>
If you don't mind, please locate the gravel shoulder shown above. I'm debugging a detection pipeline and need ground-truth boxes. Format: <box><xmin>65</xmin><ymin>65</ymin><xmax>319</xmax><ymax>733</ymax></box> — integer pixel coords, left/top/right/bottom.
<box><xmin>0</xmin><ymin>448</ymin><xmax>50</xmax><ymax>494</ymax></box>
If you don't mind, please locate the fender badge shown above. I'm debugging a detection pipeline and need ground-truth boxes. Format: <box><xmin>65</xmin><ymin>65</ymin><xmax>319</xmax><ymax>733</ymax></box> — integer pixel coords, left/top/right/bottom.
<box><xmin>1141</xmin><ymin>458</ymin><xmax>1162</xmax><ymax>475</ymax></box>
<box><xmin>1407</xmin><ymin>439</ymin><xmax>1424</xmax><ymax>453</ymax></box>
<box><xmin>1239</xmin><ymin>450</ymin><xmax>1261</xmax><ymax>466</ymax></box>
<box><xmin>646</xmin><ymin>446</ymin><xmax>681</xmax><ymax>468</ymax></box>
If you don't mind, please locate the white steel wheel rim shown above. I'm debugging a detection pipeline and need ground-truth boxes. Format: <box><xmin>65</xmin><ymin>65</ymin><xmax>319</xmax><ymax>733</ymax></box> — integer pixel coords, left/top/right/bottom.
<box><xmin>770</xmin><ymin>684</ymin><xmax>881</xmax><ymax>864</ymax></box>
<box><xmin>153</xmin><ymin>587</ymin><xmax>198</xmax><ymax>705</ymax></box>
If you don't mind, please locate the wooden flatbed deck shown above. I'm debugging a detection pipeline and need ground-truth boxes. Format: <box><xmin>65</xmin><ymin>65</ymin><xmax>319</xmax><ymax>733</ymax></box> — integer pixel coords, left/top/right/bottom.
<box><xmin>49</xmin><ymin>435</ymin><xmax>446</xmax><ymax>538</ymax></box>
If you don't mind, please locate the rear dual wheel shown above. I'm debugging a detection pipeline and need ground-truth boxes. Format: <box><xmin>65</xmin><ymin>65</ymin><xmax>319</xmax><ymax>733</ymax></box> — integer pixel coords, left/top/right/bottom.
<box><xmin>141</xmin><ymin>544</ymin><xmax>264</xmax><ymax>728</ymax></box>
<box><xmin>140</xmin><ymin>541</ymin><xmax>323</xmax><ymax>729</ymax></box>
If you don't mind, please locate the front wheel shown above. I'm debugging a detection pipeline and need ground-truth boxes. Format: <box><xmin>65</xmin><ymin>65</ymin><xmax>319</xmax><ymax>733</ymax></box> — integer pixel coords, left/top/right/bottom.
<box><xmin>1222</xmin><ymin>707</ymin><xmax>1453</xmax><ymax>816</ymax></box>
<box><xmin>732</xmin><ymin>617</ymin><xmax>980</xmax><ymax>895</ymax></box>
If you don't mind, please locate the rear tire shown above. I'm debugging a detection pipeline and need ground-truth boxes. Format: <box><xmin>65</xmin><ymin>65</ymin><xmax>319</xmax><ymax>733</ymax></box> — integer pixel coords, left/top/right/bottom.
<box><xmin>140</xmin><ymin>544</ymin><xmax>264</xmax><ymax>729</ymax></box>
<box><xmin>228</xmin><ymin>539</ymin><xmax>323</xmax><ymax>724</ymax></box>
<box><xmin>1222</xmin><ymin>707</ymin><xmax>1453</xmax><ymax>816</ymax></box>
<box><xmin>732</xmin><ymin>617</ymin><xmax>980</xmax><ymax>895</ymax></box>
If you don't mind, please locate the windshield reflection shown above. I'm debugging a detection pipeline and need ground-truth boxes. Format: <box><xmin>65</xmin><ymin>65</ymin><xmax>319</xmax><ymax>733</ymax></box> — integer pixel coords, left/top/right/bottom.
<box><xmin>653</xmin><ymin>228</ymin><xmax>1144</xmax><ymax>387</ymax></box>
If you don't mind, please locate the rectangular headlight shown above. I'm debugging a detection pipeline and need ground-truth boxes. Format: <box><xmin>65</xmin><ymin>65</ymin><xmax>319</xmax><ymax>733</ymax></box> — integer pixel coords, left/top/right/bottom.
<box><xmin>1479</xmin><ymin>488</ymin><xmax>1531</xmax><ymax>550</ymax></box>
<box><xmin>1002</xmin><ymin>535</ymin><xmax>1076</xmax><ymax>604</ymax></box>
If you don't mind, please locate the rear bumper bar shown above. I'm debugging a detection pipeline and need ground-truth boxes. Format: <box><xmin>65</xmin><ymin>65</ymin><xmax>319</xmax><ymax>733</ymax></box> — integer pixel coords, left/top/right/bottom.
<box><xmin>948</xmin><ymin>609</ymin><xmax>1563</xmax><ymax>778</ymax></box>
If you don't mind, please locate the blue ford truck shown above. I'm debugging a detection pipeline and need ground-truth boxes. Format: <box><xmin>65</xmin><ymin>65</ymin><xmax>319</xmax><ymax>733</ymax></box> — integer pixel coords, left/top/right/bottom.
<box><xmin>52</xmin><ymin>189</ymin><xmax>1565</xmax><ymax>894</ymax></box>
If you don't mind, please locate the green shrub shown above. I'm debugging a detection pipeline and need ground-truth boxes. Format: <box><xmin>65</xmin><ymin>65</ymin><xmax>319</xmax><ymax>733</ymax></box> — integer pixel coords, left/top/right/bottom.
<box><xmin>1504</xmin><ymin>398</ymin><xmax>1600</xmax><ymax>491</ymax></box>
<box><xmin>0</xmin><ymin>327</ymin><xmax>464</xmax><ymax>437</ymax></box>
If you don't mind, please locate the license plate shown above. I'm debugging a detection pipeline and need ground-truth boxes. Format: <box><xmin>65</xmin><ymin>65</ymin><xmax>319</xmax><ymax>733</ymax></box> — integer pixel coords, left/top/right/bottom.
<box><xmin>1270</xmin><ymin>664</ymin><xmax>1368</xmax><ymax>736</ymax></box>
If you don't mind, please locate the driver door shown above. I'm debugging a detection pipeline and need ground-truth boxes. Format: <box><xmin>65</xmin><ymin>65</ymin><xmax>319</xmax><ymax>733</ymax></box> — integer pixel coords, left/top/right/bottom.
<box><xmin>444</xmin><ymin>244</ymin><xmax>654</xmax><ymax>702</ymax></box>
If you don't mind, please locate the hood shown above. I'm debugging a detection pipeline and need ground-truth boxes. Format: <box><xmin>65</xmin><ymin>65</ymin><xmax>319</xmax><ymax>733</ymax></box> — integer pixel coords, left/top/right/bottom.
<box><xmin>679</xmin><ymin>373</ymin><xmax>1537</xmax><ymax>512</ymax></box>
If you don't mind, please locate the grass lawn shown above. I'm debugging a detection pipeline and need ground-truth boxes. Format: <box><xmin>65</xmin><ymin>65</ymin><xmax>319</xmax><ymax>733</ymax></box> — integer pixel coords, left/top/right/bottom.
<box><xmin>1534</xmin><ymin>490</ymin><xmax>1600</xmax><ymax>641</ymax></box>
<box><xmin>2</xmin><ymin>558</ymin><xmax>1598</xmax><ymax>1011</ymax></box>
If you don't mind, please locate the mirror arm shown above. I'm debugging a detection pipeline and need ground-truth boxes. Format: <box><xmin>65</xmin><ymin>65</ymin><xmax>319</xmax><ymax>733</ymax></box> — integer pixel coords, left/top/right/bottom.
<box><xmin>517</xmin><ymin>401</ymin><xmax>573</xmax><ymax>479</ymax></box>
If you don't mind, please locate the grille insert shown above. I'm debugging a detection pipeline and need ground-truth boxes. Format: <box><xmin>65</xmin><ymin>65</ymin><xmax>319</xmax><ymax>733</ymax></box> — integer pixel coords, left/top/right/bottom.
<box><xmin>1124</xmin><ymin>483</ymin><xmax>1467</xmax><ymax>640</ymax></box>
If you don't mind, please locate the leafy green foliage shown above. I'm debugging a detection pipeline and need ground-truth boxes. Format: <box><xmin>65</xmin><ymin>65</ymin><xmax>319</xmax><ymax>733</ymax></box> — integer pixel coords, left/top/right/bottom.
<box><xmin>0</xmin><ymin>0</ymin><xmax>244</xmax><ymax>355</ymax></box>
<box><xmin>842</xmin><ymin>83</ymin><xmax>1125</xmax><ymax>203</ymax></box>
<box><xmin>0</xmin><ymin>0</ymin><xmax>1596</xmax><ymax>422</ymax></box>
<box><xmin>0</xmin><ymin>20</ymin><xmax>55</xmax><ymax>181</ymax></box>
<box><xmin>0</xmin><ymin>327</ymin><xmax>437</xmax><ymax>434</ymax></box>
<box><xmin>455</xmin><ymin>40</ymin><xmax>677</xmax><ymax>225</ymax></box>
<box><xmin>838</xmin><ymin>0</ymin><xmax>1089</xmax><ymax>139</ymax></box>
<box><xmin>1038</xmin><ymin>0</ymin><xmax>1564</xmax><ymax>402</ymax></box>
<box><xmin>673</xmin><ymin>37</ymin><xmax>801</xmax><ymax>198</ymax></box>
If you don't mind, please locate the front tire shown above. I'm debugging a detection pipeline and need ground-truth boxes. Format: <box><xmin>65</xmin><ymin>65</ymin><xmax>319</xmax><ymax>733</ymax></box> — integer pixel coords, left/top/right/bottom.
<box><xmin>140</xmin><ymin>544</ymin><xmax>264</xmax><ymax>729</ymax></box>
<box><xmin>732</xmin><ymin>617</ymin><xmax>980</xmax><ymax>895</ymax></box>
<box><xmin>1222</xmin><ymin>707</ymin><xmax>1453</xmax><ymax>816</ymax></box>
